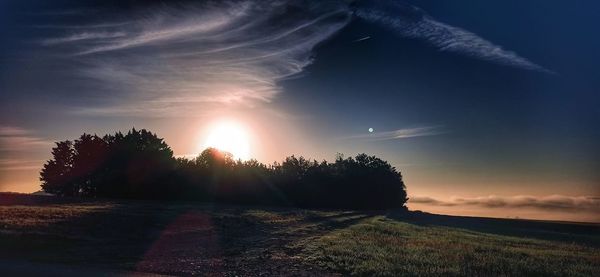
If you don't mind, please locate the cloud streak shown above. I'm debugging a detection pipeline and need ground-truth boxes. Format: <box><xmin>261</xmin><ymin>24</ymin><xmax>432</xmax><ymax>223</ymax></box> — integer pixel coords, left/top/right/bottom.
<box><xmin>41</xmin><ymin>32</ymin><xmax>127</xmax><ymax>45</ymax></box>
<box><xmin>0</xmin><ymin>126</ymin><xmax>50</xmax><ymax>174</ymax></box>
<box><xmin>410</xmin><ymin>195</ymin><xmax>600</xmax><ymax>212</ymax></box>
<box><xmin>0</xmin><ymin>126</ymin><xmax>31</xmax><ymax>136</ymax></box>
<box><xmin>0</xmin><ymin>159</ymin><xmax>44</xmax><ymax>171</ymax></box>
<box><xmin>340</xmin><ymin>126</ymin><xmax>445</xmax><ymax>141</ymax></box>
<box><xmin>355</xmin><ymin>1</ymin><xmax>552</xmax><ymax>73</ymax></box>
<box><xmin>0</xmin><ymin>126</ymin><xmax>51</xmax><ymax>152</ymax></box>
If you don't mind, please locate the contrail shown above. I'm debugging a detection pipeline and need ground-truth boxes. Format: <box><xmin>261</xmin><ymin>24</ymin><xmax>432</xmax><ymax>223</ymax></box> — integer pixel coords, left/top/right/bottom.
<box><xmin>353</xmin><ymin>35</ymin><xmax>371</xmax><ymax>42</ymax></box>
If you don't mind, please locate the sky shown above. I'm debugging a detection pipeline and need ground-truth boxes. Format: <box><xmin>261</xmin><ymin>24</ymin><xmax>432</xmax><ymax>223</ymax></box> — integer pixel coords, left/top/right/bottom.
<box><xmin>0</xmin><ymin>0</ymin><xmax>598</xmax><ymax>222</ymax></box>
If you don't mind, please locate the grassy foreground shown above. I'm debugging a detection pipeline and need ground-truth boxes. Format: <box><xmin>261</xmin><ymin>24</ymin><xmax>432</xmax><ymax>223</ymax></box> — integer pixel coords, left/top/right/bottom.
<box><xmin>0</xmin><ymin>193</ymin><xmax>598</xmax><ymax>276</ymax></box>
<box><xmin>305</xmin><ymin>217</ymin><xmax>599</xmax><ymax>276</ymax></box>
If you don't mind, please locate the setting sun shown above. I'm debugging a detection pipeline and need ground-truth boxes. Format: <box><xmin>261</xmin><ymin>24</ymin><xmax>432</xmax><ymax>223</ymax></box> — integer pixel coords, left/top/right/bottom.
<box><xmin>203</xmin><ymin>121</ymin><xmax>251</xmax><ymax>160</ymax></box>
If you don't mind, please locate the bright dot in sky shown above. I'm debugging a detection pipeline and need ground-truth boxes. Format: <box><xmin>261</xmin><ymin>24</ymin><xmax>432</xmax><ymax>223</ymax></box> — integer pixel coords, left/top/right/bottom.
<box><xmin>368</xmin><ymin>128</ymin><xmax>374</xmax><ymax>133</ymax></box>
<box><xmin>203</xmin><ymin>121</ymin><xmax>251</xmax><ymax>160</ymax></box>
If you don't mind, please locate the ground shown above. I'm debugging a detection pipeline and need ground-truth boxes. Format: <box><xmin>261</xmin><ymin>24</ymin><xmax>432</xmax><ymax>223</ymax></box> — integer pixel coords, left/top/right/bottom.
<box><xmin>0</xmin><ymin>193</ymin><xmax>598</xmax><ymax>276</ymax></box>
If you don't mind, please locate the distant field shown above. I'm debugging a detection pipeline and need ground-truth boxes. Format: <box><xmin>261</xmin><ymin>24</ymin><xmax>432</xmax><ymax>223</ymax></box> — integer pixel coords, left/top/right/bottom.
<box><xmin>0</xmin><ymin>193</ymin><xmax>599</xmax><ymax>276</ymax></box>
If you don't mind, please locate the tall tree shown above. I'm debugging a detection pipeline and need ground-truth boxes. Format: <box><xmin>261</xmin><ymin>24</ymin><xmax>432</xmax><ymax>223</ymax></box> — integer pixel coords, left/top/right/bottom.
<box><xmin>40</xmin><ymin>141</ymin><xmax>75</xmax><ymax>196</ymax></box>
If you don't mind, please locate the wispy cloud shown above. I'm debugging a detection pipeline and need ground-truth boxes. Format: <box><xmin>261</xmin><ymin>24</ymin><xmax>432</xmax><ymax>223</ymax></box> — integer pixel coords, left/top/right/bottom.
<box><xmin>42</xmin><ymin>32</ymin><xmax>127</xmax><ymax>45</ymax></box>
<box><xmin>35</xmin><ymin>22</ymin><xmax>129</xmax><ymax>29</ymax></box>
<box><xmin>0</xmin><ymin>126</ymin><xmax>31</xmax><ymax>136</ymax></box>
<box><xmin>355</xmin><ymin>1</ymin><xmax>553</xmax><ymax>73</ymax></box>
<box><xmin>0</xmin><ymin>126</ymin><xmax>50</xmax><ymax>174</ymax></box>
<box><xmin>410</xmin><ymin>195</ymin><xmax>600</xmax><ymax>212</ymax></box>
<box><xmin>0</xmin><ymin>159</ymin><xmax>44</xmax><ymax>171</ymax></box>
<box><xmin>0</xmin><ymin>126</ymin><xmax>52</xmax><ymax>152</ymax></box>
<box><xmin>42</xmin><ymin>1</ymin><xmax>352</xmax><ymax>116</ymax></box>
<box><xmin>340</xmin><ymin>126</ymin><xmax>445</xmax><ymax>141</ymax></box>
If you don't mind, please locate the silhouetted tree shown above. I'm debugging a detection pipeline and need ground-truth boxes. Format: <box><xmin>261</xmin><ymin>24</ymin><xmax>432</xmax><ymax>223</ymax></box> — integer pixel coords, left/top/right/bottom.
<box><xmin>100</xmin><ymin>128</ymin><xmax>175</xmax><ymax>198</ymax></box>
<box><xmin>40</xmin><ymin>129</ymin><xmax>175</xmax><ymax>198</ymax></box>
<box><xmin>40</xmin><ymin>141</ymin><xmax>75</xmax><ymax>196</ymax></box>
<box><xmin>71</xmin><ymin>134</ymin><xmax>108</xmax><ymax>196</ymax></box>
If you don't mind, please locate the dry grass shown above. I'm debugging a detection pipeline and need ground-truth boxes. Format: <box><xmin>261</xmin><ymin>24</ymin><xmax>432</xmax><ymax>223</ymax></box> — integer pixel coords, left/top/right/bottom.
<box><xmin>0</xmin><ymin>204</ymin><xmax>114</xmax><ymax>229</ymax></box>
<box><xmin>305</xmin><ymin>217</ymin><xmax>600</xmax><ymax>276</ymax></box>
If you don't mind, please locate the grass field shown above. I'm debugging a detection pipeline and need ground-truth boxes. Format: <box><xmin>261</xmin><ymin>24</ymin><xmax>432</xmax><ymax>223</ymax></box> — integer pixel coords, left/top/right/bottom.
<box><xmin>0</xmin><ymin>193</ymin><xmax>598</xmax><ymax>276</ymax></box>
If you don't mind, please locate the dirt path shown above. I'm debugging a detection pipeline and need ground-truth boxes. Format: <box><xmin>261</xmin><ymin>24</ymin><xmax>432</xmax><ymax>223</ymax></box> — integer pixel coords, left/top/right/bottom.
<box><xmin>0</xmin><ymin>195</ymin><xmax>374</xmax><ymax>276</ymax></box>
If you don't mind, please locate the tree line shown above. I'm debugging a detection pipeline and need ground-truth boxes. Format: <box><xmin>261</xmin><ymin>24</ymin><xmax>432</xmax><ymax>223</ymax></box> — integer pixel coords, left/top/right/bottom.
<box><xmin>40</xmin><ymin>128</ymin><xmax>408</xmax><ymax>209</ymax></box>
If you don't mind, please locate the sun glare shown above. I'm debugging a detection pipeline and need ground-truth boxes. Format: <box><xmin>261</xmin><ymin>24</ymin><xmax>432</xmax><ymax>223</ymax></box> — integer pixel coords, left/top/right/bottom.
<box><xmin>203</xmin><ymin>121</ymin><xmax>251</xmax><ymax>160</ymax></box>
